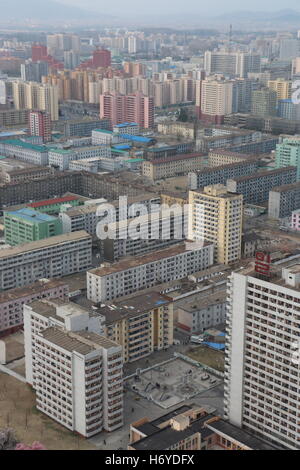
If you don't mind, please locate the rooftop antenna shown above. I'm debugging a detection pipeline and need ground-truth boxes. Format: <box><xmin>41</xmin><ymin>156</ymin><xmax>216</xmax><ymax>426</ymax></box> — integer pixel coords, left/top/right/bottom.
<box><xmin>229</xmin><ymin>24</ymin><xmax>233</xmax><ymax>52</ymax></box>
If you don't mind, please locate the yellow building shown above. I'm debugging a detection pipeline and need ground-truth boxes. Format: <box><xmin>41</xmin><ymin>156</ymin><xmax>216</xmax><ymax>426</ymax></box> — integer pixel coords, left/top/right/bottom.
<box><xmin>188</xmin><ymin>184</ymin><xmax>243</xmax><ymax>264</ymax></box>
<box><xmin>101</xmin><ymin>292</ymin><xmax>174</xmax><ymax>363</ymax></box>
<box><xmin>268</xmin><ymin>79</ymin><xmax>292</xmax><ymax>101</ymax></box>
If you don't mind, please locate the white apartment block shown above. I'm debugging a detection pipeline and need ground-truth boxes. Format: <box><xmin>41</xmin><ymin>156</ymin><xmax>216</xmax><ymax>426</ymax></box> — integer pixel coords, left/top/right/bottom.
<box><xmin>48</xmin><ymin>145</ymin><xmax>112</xmax><ymax>171</ymax></box>
<box><xmin>200</xmin><ymin>78</ymin><xmax>234</xmax><ymax>117</ymax></box>
<box><xmin>0</xmin><ymin>231</ymin><xmax>92</xmax><ymax>290</ymax></box>
<box><xmin>87</xmin><ymin>241</ymin><xmax>214</xmax><ymax>303</ymax></box>
<box><xmin>92</xmin><ymin>129</ymin><xmax>120</xmax><ymax>146</ymax></box>
<box><xmin>60</xmin><ymin>194</ymin><xmax>161</xmax><ymax>236</ymax></box>
<box><xmin>24</xmin><ymin>299</ymin><xmax>123</xmax><ymax>436</ymax></box>
<box><xmin>224</xmin><ymin>260</ymin><xmax>300</xmax><ymax>450</ymax></box>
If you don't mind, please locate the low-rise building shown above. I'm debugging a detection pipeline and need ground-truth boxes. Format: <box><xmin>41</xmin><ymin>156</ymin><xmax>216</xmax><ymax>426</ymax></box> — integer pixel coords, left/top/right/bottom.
<box><xmin>128</xmin><ymin>406</ymin><xmax>277</xmax><ymax>450</ymax></box>
<box><xmin>176</xmin><ymin>291</ymin><xmax>226</xmax><ymax>334</ymax></box>
<box><xmin>4</xmin><ymin>208</ymin><xmax>62</xmax><ymax>246</ymax></box>
<box><xmin>142</xmin><ymin>153</ymin><xmax>206</xmax><ymax>180</ymax></box>
<box><xmin>49</xmin><ymin>146</ymin><xmax>112</xmax><ymax>171</ymax></box>
<box><xmin>0</xmin><ymin>139</ymin><xmax>49</xmax><ymax>165</ymax></box>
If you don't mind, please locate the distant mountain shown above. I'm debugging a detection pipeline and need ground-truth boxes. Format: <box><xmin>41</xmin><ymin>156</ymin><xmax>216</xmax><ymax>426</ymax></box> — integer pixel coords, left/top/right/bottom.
<box><xmin>0</xmin><ymin>0</ymin><xmax>94</xmax><ymax>21</ymax></box>
<box><xmin>216</xmin><ymin>9</ymin><xmax>300</xmax><ymax>23</ymax></box>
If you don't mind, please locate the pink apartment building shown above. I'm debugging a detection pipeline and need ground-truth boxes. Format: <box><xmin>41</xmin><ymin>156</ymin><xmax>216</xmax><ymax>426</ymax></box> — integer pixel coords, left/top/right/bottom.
<box><xmin>0</xmin><ymin>279</ymin><xmax>69</xmax><ymax>337</ymax></box>
<box><xmin>100</xmin><ymin>91</ymin><xmax>154</xmax><ymax>129</ymax></box>
<box><xmin>291</xmin><ymin>209</ymin><xmax>300</xmax><ymax>231</ymax></box>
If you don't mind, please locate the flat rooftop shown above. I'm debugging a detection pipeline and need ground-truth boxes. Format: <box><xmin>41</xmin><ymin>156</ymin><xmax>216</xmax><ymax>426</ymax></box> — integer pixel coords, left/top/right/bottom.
<box><xmin>0</xmin><ymin>279</ymin><xmax>68</xmax><ymax>303</ymax></box>
<box><xmin>88</xmin><ymin>241</ymin><xmax>212</xmax><ymax>277</ymax></box>
<box><xmin>5</xmin><ymin>207</ymin><xmax>58</xmax><ymax>223</ymax></box>
<box><xmin>269</xmin><ymin>181</ymin><xmax>300</xmax><ymax>193</ymax></box>
<box><xmin>131</xmin><ymin>413</ymin><xmax>215</xmax><ymax>450</ymax></box>
<box><xmin>206</xmin><ymin>419</ymin><xmax>278</xmax><ymax>450</ymax></box>
<box><xmin>229</xmin><ymin>166</ymin><xmax>296</xmax><ymax>183</ymax></box>
<box><xmin>0</xmin><ymin>230</ymin><xmax>91</xmax><ymax>259</ymax></box>
<box><xmin>97</xmin><ymin>292</ymin><xmax>172</xmax><ymax>324</ymax></box>
<box><xmin>40</xmin><ymin>327</ymin><xmax>96</xmax><ymax>355</ymax></box>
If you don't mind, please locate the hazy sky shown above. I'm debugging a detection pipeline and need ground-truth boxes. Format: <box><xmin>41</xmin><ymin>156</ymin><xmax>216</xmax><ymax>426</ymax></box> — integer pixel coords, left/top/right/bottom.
<box><xmin>59</xmin><ymin>0</ymin><xmax>300</xmax><ymax>16</ymax></box>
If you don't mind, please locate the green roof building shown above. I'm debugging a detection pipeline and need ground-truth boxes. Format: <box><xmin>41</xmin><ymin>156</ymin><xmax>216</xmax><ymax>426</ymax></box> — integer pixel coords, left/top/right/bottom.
<box><xmin>4</xmin><ymin>208</ymin><xmax>63</xmax><ymax>246</ymax></box>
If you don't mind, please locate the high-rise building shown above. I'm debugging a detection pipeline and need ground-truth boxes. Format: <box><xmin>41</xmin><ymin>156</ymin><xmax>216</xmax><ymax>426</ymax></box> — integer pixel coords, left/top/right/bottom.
<box><xmin>275</xmin><ymin>138</ymin><xmax>300</xmax><ymax>181</ymax></box>
<box><xmin>204</xmin><ymin>51</ymin><xmax>261</xmax><ymax>78</ymax></box>
<box><xmin>188</xmin><ymin>184</ymin><xmax>243</xmax><ymax>264</ymax></box>
<box><xmin>224</xmin><ymin>258</ymin><xmax>300</xmax><ymax>449</ymax></box>
<box><xmin>251</xmin><ymin>88</ymin><xmax>277</xmax><ymax>117</ymax></box>
<box><xmin>12</xmin><ymin>81</ymin><xmax>59</xmax><ymax>121</ymax></box>
<box><xmin>64</xmin><ymin>51</ymin><xmax>80</xmax><ymax>70</ymax></box>
<box><xmin>279</xmin><ymin>38</ymin><xmax>300</xmax><ymax>60</ymax></box>
<box><xmin>37</xmin><ymin>84</ymin><xmax>59</xmax><ymax>121</ymax></box>
<box><xmin>24</xmin><ymin>299</ymin><xmax>123</xmax><ymax>437</ymax></box>
<box><xmin>199</xmin><ymin>77</ymin><xmax>234</xmax><ymax>124</ymax></box>
<box><xmin>100</xmin><ymin>91</ymin><xmax>154</xmax><ymax>129</ymax></box>
<box><xmin>21</xmin><ymin>60</ymin><xmax>49</xmax><ymax>83</ymax></box>
<box><xmin>93</xmin><ymin>49</ymin><xmax>111</xmax><ymax>68</ymax></box>
<box><xmin>268</xmin><ymin>79</ymin><xmax>292</xmax><ymax>101</ymax></box>
<box><xmin>29</xmin><ymin>110</ymin><xmax>51</xmax><ymax>142</ymax></box>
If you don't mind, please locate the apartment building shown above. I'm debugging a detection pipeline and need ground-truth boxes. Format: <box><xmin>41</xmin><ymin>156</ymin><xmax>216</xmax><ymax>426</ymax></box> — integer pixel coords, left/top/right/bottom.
<box><xmin>0</xmin><ymin>231</ymin><xmax>92</xmax><ymax>290</ymax></box>
<box><xmin>100</xmin><ymin>209</ymin><xmax>185</xmax><ymax>262</ymax></box>
<box><xmin>268</xmin><ymin>182</ymin><xmax>300</xmax><ymax>219</ymax></box>
<box><xmin>0</xmin><ymin>139</ymin><xmax>49</xmax><ymax>165</ymax></box>
<box><xmin>157</xmin><ymin>121</ymin><xmax>195</xmax><ymax>140</ymax></box>
<box><xmin>224</xmin><ymin>259</ymin><xmax>300</xmax><ymax>449</ymax></box>
<box><xmin>0</xmin><ymin>164</ymin><xmax>54</xmax><ymax>184</ymax></box>
<box><xmin>275</xmin><ymin>138</ymin><xmax>300</xmax><ymax>181</ymax></box>
<box><xmin>142</xmin><ymin>153</ymin><xmax>206</xmax><ymax>181</ymax></box>
<box><xmin>24</xmin><ymin>300</ymin><xmax>123</xmax><ymax>436</ymax></box>
<box><xmin>189</xmin><ymin>185</ymin><xmax>243</xmax><ymax>264</ymax></box>
<box><xmin>12</xmin><ymin>81</ymin><xmax>59</xmax><ymax>121</ymax></box>
<box><xmin>227</xmin><ymin>166</ymin><xmax>297</xmax><ymax>204</ymax></box>
<box><xmin>188</xmin><ymin>159</ymin><xmax>260</xmax><ymax>190</ymax></box>
<box><xmin>0</xmin><ymin>279</ymin><xmax>69</xmax><ymax>337</ymax></box>
<box><xmin>208</xmin><ymin>150</ymin><xmax>257</xmax><ymax>167</ymax></box>
<box><xmin>204</xmin><ymin>51</ymin><xmax>261</xmax><ymax>78</ymax></box>
<box><xmin>291</xmin><ymin>209</ymin><xmax>300</xmax><ymax>231</ymax></box>
<box><xmin>0</xmin><ymin>173</ymin><xmax>84</xmax><ymax>208</ymax></box>
<box><xmin>4</xmin><ymin>208</ymin><xmax>63</xmax><ymax>246</ymax></box>
<box><xmin>176</xmin><ymin>291</ymin><xmax>227</xmax><ymax>334</ymax></box>
<box><xmin>59</xmin><ymin>194</ymin><xmax>160</xmax><ymax>237</ymax></box>
<box><xmin>48</xmin><ymin>146</ymin><xmax>112</xmax><ymax>171</ymax></box>
<box><xmin>0</xmin><ymin>109</ymin><xmax>28</xmax><ymax>127</ymax></box>
<box><xmin>87</xmin><ymin>241</ymin><xmax>214</xmax><ymax>303</ymax></box>
<box><xmin>98</xmin><ymin>292</ymin><xmax>173</xmax><ymax>363</ymax></box>
<box><xmin>63</xmin><ymin>119</ymin><xmax>110</xmax><ymax>138</ymax></box>
<box><xmin>100</xmin><ymin>91</ymin><xmax>154</xmax><ymax>129</ymax></box>
<box><xmin>251</xmin><ymin>88</ymin><xmax>277</xmax><ymax>117</ymax></box>
<box><xmin>198</xmin><ymin>77</ymin><xmax>234</xmax><ymax>124</ymax></box>
<box><xmin>267</xmin><ymin>79</ymin><xmax>292</xmax><ymax>101</ymax></box>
